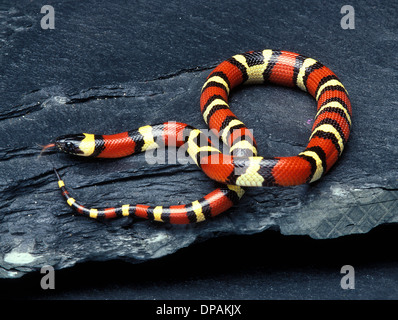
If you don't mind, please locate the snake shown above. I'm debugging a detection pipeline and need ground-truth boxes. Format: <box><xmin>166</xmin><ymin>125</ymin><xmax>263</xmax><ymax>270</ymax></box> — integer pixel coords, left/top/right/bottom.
<box><xmin>43</xmin><ymin>49</ymin><xmax>352</xmax><ymax>224</ymax></box>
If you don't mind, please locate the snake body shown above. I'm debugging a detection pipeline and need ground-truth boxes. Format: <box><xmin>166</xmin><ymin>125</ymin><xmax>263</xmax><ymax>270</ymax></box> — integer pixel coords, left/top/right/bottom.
<box><xmin>51</xmin><ymin>49</ymin><xmax>352</xmax><ymax>224</ymax></box>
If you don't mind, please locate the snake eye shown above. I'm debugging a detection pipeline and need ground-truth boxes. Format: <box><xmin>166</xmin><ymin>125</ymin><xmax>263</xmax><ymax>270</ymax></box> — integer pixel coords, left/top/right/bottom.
<box><xmin>65</xmin><ymin>141</ymin><xmax>73</xmax><ymax>152</ymax></box>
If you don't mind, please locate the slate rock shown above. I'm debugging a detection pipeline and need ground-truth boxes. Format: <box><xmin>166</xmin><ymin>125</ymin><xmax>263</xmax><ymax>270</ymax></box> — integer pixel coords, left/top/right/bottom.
<box><xmin>0</xmin><ymin>0</ymin><xmax>397</xmax><ymax>278</ymax></box>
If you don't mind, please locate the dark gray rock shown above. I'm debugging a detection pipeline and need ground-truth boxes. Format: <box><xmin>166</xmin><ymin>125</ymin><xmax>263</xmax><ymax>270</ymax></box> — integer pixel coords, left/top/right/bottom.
<box><xmin>0</xmin><ymin>0</ymin><xmax>397</xmax><ymax>278</ymax></box>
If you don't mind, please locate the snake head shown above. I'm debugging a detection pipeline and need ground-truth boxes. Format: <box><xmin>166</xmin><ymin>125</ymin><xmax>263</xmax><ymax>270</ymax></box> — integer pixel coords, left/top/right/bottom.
<box><xmin>55</xmin><ymin>134</ymin><xmax>86</xmax><ymax>155</ymax></box>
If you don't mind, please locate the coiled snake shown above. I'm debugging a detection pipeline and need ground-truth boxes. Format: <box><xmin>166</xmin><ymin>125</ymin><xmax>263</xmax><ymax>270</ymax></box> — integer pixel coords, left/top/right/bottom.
<box><xmin>43</xmin><ymin>49</ymin><xmax>352</xmax><ymax>224</ymax></box>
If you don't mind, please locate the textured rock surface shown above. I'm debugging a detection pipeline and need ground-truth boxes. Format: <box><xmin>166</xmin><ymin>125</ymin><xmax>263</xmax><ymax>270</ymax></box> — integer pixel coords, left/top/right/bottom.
<box><xmin>0</xmin><ymin>0</ymin><xmax>397</xmax><ymax>278</ymax></box>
